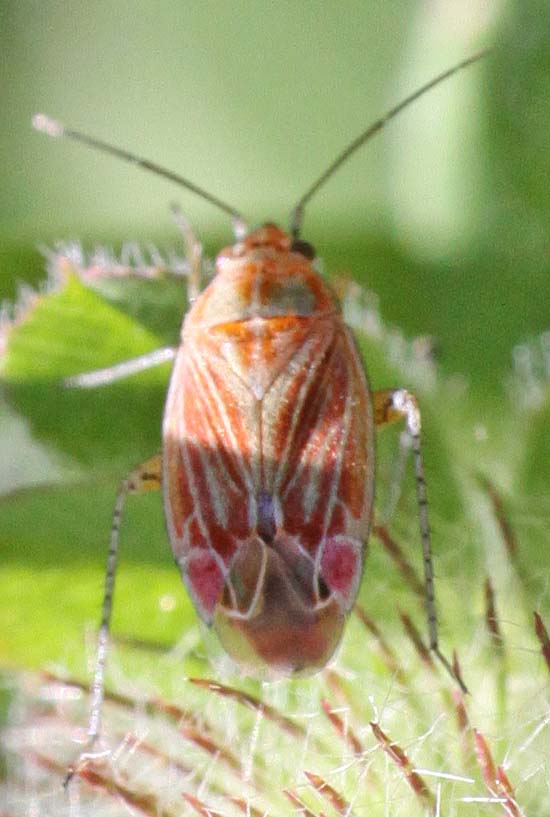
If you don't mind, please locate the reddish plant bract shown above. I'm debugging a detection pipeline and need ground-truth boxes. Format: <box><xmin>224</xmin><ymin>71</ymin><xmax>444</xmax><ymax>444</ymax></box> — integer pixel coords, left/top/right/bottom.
<box><xmin>163</xmin><ymin>225</ymin><xmax>373</xmax><ymax>674</ymax></box>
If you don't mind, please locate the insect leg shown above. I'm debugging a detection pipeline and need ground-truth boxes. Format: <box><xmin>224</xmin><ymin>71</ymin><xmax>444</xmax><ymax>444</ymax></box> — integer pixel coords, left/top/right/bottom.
<box><xmin>65</xmin><ymin>454</ymin><xmax>162</xmax><ymax>786</ymax></box>
<box><xmin>373</xmin><ymin>388</ymin><xmax>467</xmax><ymax>693</ymax></box>
<box><xmin>64</xmin><ymin>346</ymin><xmax>177</xmax><ymax>388</ymax></box>
<box><xmin>170</xmin><ymin>203</ymin><xmax>204</xmax><ymax>302</ymax></box>
<box><xmin>379</xmin><ymin>428</ymin><xmax>412</xmax><ymax>525</ymax></box>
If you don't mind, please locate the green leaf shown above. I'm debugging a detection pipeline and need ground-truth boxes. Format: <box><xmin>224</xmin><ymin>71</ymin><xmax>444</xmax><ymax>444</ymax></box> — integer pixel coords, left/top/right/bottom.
<box><xmin>2</xmin><ymin>270</ymin><xmax>171</xmax><ymax>468</ymax></box>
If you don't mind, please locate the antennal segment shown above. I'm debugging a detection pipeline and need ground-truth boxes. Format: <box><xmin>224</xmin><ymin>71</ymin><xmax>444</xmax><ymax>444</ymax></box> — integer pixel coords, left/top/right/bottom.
<box><xmin>32</xmin><ymin>114</ymin><xmax>246</xmax><ymax>226</ymax></box>
<box><xmin>289</xmin><ymin>48</ymin><xmax>490</xmax><ymax>238</ymax></box>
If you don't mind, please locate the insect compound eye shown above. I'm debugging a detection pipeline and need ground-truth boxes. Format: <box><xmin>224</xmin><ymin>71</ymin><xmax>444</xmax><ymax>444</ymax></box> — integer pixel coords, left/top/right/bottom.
<box><xmin>290</xmin><ymin>239</ymin><xmax>316</xmax><ymax>260</ymax></box>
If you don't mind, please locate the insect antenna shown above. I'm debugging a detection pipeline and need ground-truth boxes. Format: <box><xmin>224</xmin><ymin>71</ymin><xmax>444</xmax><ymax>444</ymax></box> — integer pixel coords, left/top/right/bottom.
<box><xmin>32</xmin><ymin>114</ymin><xmax>248</xmax><ymax>239</ymax></box>
<box><xmin>290</xmin><ymin>48</ymin><xmax>490</xmax><ymax>238</ymax></box>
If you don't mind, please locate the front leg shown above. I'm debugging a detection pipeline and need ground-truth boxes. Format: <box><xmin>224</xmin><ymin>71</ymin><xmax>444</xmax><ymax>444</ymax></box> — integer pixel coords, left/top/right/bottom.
<box><xmin>64</xmin><ymin>346</ymin><xmax>177</xmax><ymax>389</ymax></box>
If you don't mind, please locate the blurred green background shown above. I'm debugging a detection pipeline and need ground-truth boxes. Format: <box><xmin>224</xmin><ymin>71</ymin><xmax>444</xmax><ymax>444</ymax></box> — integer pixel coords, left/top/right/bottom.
<box><xmin>1</xmin><ymin>1</ymin><xmax>549</xmax><ymax>671</ymax></box>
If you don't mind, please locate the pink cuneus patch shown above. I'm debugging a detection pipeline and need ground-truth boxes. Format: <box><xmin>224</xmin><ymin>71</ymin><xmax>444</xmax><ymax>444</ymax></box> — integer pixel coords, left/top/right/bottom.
<box><xmin>320</xmin><ymin>536</ymin><xmax>362</xmax><ymax>608</ymax></box>
<box><xmin>187</xmin><ymin>549</ymin><xmax>225</xmax><ymax>618</ymax></box>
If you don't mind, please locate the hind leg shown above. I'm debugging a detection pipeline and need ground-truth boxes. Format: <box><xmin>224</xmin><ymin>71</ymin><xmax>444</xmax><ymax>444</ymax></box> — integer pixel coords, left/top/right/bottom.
<box><xmin>373</xmin><ymin>389</ymin><xmax>466</xmax><ymax>692</ymax></box>
<box><xmin>65</xmin><ymin>454</ymin><xmax>162</xmax><ymax>785</ymax></box>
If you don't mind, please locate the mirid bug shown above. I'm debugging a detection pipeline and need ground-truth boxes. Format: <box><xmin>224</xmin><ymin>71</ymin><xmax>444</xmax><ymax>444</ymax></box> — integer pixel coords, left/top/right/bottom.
<box><xmin>33</xmin><ymin>49</ymin><xmax>486</xmax><ymax>779</ymax></box>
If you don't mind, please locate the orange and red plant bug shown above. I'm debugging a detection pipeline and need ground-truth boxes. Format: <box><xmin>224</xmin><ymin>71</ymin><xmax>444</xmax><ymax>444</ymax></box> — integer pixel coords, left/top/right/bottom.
<box><xmin>33</xmin><ymin>49</ymin><xmax>486</xmax><ymax>780</ymax></box>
